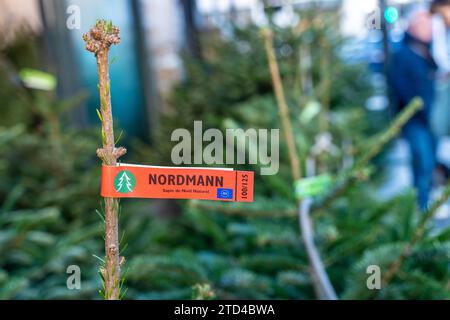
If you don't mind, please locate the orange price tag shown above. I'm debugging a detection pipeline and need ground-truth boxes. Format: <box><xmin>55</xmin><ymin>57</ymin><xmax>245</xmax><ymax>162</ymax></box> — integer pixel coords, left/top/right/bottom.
<box><xmin>101</xmin><ymin>163</ymin><xmax>254</xmax><ymax>202</ymax></box>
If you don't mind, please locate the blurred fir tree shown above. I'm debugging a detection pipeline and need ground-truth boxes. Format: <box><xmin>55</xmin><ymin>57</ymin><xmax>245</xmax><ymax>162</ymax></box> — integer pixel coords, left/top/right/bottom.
<box><xmin>0</xmin><ymin>25</ymin><xmax>107</xmax><ymax>299</ymax></box>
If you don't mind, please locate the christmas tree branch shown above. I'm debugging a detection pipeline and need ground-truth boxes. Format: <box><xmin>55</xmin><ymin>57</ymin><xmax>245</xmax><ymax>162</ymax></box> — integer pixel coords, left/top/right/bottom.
<box><xmin>261</xmin><ymin>28</ymin><xmax>337</xmax><ymax>300</ymax></box>
<box><xmin>83</xmin><ymin>20</ymin><xmax>126</xmax><ymax>300</ymax></box>
<box><xmin>382</xmin><ymin>182</ymin><xmax>450</xmax><ymax>288</ymax></box>
<box><xmin>312</xmin><ymin>98</ymin><xmax>423</xmax><ymax>214</ymax></box>
<box><xmin>356</xmin><ymin>97</ymin><xmax>423</xmax><ymax>168</ymax></box>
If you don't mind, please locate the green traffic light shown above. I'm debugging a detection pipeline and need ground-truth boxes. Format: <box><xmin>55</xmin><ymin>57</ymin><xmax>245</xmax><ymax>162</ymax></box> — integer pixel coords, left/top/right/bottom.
<box><xmin>384</xmin><ymin>7</ymin><xmax>399</xmax><ymax>24</ymax></box>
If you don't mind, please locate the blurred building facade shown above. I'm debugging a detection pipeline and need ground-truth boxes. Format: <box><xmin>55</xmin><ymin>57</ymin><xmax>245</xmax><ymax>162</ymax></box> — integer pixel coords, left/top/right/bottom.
<box><xmin>0</xmin><ymin>0</ymin><xmax>43</xmax><ymax>43</ymax></box>
<box><xmin>0</xmin><ymin>0</ymin><xmax>192</xmax><ymax>142</ymax></box>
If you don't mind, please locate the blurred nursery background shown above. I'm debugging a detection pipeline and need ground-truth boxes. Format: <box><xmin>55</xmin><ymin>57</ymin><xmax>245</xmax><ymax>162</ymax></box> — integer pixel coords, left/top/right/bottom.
<box><xmin>1</xmin><ymin>0</ymin><xmax>450</xmax><ymax>299</ymax></box>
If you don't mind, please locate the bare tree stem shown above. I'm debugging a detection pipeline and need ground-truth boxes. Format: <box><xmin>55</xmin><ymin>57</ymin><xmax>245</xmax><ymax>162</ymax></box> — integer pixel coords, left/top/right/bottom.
<box><xmin>261</xmin><ymin>29</ymin><xmax>301</xmax><ymax>182</ymax></box>
<box><xmin>83</xmin><ymin>20</ymin><xmax>125</xmax><ymax>300</ymax></box>
<box><xmin>261</xmin><ymin>28</ymin><xmax>337</xmax><ymax>300</ymax></box>
<box><xmin>300</xmin><ymin>199</ymin><xmax>337</xmax><ymax>299</ymax></box>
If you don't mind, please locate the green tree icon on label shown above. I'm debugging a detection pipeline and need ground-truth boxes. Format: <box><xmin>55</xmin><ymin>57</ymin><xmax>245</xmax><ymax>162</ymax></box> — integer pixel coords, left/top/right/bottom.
<box><xmin>114</xmin><ymin>170</ymin><xmax>136</xmax><ymax>193</ymax></box>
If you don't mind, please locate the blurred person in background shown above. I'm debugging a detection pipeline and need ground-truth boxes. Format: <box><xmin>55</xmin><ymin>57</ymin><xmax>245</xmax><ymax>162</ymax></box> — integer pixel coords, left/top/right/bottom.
<box><xmin>389</xmin><ymin>10</ymin><xmax>438</xmax><ymax>210</ymax></box>
<box><xmin>430</xmin><ymin>0</ymin><xmax>450</xmax><ymax>137</ymax></box>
